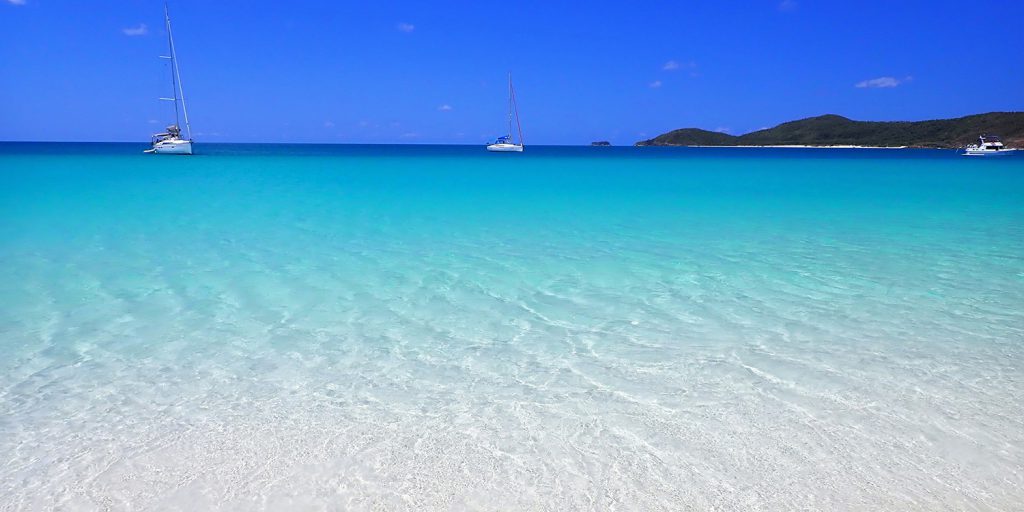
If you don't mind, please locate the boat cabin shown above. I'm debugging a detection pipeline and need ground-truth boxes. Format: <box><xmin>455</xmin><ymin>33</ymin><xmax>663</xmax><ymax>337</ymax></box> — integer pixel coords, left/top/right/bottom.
<box><xmin>977</xmin><ymin>135</ymin><xmax>1004</xmax><ymax>149</ymax></box>
<box><xmin>152</xmin><ymin>125</ymin><xmax>183</xmax><ymax>143</ymax></box>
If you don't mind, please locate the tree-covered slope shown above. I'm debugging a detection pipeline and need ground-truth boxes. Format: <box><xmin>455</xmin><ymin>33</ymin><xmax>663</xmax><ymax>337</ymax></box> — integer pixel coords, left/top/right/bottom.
<box><xmin>636</xmin><ymin>128</ymin><xmax>738</xmax><ymax>146</ymax></box>
<box><xmin>636</xmin><ymin>112</ymin><xmax>1024</xmax><ymax>148</ymax></box>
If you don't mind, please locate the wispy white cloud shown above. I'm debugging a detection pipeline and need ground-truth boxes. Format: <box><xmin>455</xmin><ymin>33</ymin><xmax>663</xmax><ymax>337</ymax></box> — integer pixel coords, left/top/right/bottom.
<box><xmin>7</xmin><ymin>0</ymin><xmax>27</xmax><ymax>5</ymax></box>
<box><xmin>778</xmin><ymin>0</ymin><xmax>797</xmax><ymax>11</ymax></box>
<box><xmin>437</xmin><ymin>104</ymin><xmax>453</xmax><ymax>111</ymax></box>
<box><xmin>400</xmin><ymin>132</ymin><xmax>419</xmax><ymax>138</ymax></box>
<box><xmin>855</xmin><ymin>76</ymin><xmax>910</xmax><ymax>88</ymax></box>
<box><xmin>323</xmin><ymin>120</ymin><xmax>335</xmax><ymax>128</ymax></box>
<box><xmin>122</xmin><ymin>24</ymin><xmax>148</xmax><ymax>36</ymax></box>
<box><xmin>662</xmin><ymin>59</ymin><xmax>697</xmax><ymax>72</ymax></box>
<box><xmin>397</xmin><ymin>22</ymin><xmax>415</xmax><ymax>33</ymax></box>
<box><xmin>649</xmin><ymin>80</ymin><xmax>662</xmax><ymax>88</ymax></box>
<box><xmin>715</xmin><ymin>127</ymin><xmax>731</xmax><ymax>133</ymax></box>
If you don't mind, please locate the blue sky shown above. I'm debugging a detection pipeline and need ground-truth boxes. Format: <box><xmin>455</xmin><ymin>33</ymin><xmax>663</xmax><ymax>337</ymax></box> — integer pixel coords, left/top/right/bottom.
<box><xmin>1</xmin><ymin>0</ymin><xmax>1022</xmax><ymax>145</ymax></box>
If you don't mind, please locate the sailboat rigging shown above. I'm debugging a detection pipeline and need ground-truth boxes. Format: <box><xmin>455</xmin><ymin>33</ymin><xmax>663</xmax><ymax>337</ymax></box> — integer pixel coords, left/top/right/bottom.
<box><xmin>486</xmin><ymin>73</ymin><xmax>524</xmax><ymax>152</ymax></box>
<box><xmin>145</xmin><ymin>3</ymin><xmax>193</xmax><ymax>155</ymax></box>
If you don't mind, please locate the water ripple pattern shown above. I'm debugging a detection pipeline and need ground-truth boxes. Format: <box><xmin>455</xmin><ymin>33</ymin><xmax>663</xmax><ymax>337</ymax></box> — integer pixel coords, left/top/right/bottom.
<box><xmin>1</xmin><ymin>144</ymin><xmax>1023</xmax><ymax>510</ymax></box>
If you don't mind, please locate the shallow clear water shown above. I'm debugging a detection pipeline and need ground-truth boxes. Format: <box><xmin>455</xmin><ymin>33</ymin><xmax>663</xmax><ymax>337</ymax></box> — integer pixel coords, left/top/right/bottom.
<box><xmin>1</xmin><ymin>143</ymin><xmax>1023</xmax><ymax>510</ymax></box>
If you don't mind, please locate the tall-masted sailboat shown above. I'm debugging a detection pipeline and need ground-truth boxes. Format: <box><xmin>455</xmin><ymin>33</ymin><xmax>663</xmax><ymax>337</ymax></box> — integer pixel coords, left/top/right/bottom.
<box><xmin>145</xmin><ymin>3</ymin><xmax>193</xmax><ymax>155</ymax></box>
<box><xmin>486</xmin><ymin>74</ymin><xmax>524</xmax><ymax>152</ymax></box>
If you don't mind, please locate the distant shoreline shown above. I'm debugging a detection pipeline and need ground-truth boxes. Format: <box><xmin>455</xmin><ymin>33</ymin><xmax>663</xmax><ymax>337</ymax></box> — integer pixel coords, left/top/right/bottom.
<box><xmin>636</xmin><ymin>112</ymin><xmax>1024</xmax><ymax>148</ymax></box>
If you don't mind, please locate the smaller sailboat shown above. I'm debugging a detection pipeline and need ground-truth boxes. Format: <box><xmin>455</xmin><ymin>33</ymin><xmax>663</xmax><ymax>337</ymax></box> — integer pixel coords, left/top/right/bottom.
<box><xmin>487</xmin><ymin>74</ymin><xmax>524</xmax><ymax>152</ymax></box>
<box><xmin>145</xmin><ymin>3</ymin><xmax>193</xmax><ymax>155</ymax></box>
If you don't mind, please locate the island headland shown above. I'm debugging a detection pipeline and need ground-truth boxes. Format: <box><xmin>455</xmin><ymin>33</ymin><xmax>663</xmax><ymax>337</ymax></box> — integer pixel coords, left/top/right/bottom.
<box><xmin>636</xmin><ymin>112</ymin><xmax>1024</xmax><ymax>148</ymax></box>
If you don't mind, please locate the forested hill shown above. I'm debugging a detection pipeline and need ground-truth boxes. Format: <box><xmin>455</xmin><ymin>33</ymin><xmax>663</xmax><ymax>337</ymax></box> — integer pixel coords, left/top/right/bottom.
<box><xmin>636</xmin><ymin>112</ymin><xmax>1024</xmax><ymax>148</ymax></box>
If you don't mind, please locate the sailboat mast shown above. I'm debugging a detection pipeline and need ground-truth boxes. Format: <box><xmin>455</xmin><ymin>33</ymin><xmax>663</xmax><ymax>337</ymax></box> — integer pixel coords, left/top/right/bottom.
<box><xmin>510</xmin><ymin>75</ymin><xmax>523</xmax><ymax>146</ymax></box>
<box><xmin>507</xmin><ymin>73</ymin><xmax>514</xmax><ymax>139</ymax></box>
<box><xmin>163</xmin><ymin>4</ymin><xmax>180</xmax><ymax>131</ymax></box>
<box><xmin>164</xmin><ymin>3</ymin><xmax>191</xmax><ymax>140</ymax></box>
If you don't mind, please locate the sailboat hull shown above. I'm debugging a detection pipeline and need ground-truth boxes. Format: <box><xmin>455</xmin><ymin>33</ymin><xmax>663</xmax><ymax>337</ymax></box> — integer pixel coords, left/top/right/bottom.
<box><xmin>486</xmin><ymin>143</ymin><xmax>523</xmax><ymax>152</ymax></box>
<box><xmin>147</xmin><ymin>140</ymin><xmax>193</xmax><ymax>155</ymax></box>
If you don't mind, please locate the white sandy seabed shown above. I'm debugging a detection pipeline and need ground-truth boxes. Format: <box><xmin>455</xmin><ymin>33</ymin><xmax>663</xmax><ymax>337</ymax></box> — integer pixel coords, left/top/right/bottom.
<box><xmin>1</xmin><ymin>150</ymin><xmax>1023</xmax><ymax>511</ymax></box>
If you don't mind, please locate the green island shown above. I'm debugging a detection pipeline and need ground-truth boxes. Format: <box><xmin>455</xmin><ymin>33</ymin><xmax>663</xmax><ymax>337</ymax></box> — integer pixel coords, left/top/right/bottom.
<box><xmin>636</xmin><ymin>112</ymin><xmax>1024</xmax><ymax>148</ymax></box>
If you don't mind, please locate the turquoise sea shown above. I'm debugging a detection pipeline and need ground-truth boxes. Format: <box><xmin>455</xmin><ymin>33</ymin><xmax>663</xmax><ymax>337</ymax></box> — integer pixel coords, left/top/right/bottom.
<box><xmin>1</xmin><ymin>143</ymin><xmax>1022</xmax><ymax>510</ymax></box>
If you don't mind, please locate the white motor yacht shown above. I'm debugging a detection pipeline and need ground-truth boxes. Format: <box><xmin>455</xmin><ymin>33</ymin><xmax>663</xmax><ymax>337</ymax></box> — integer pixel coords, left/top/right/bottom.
<box><xmin>962</xmin><ymin>135</ymin><xmax>1016</xmax><ymax>157</ymax></box>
